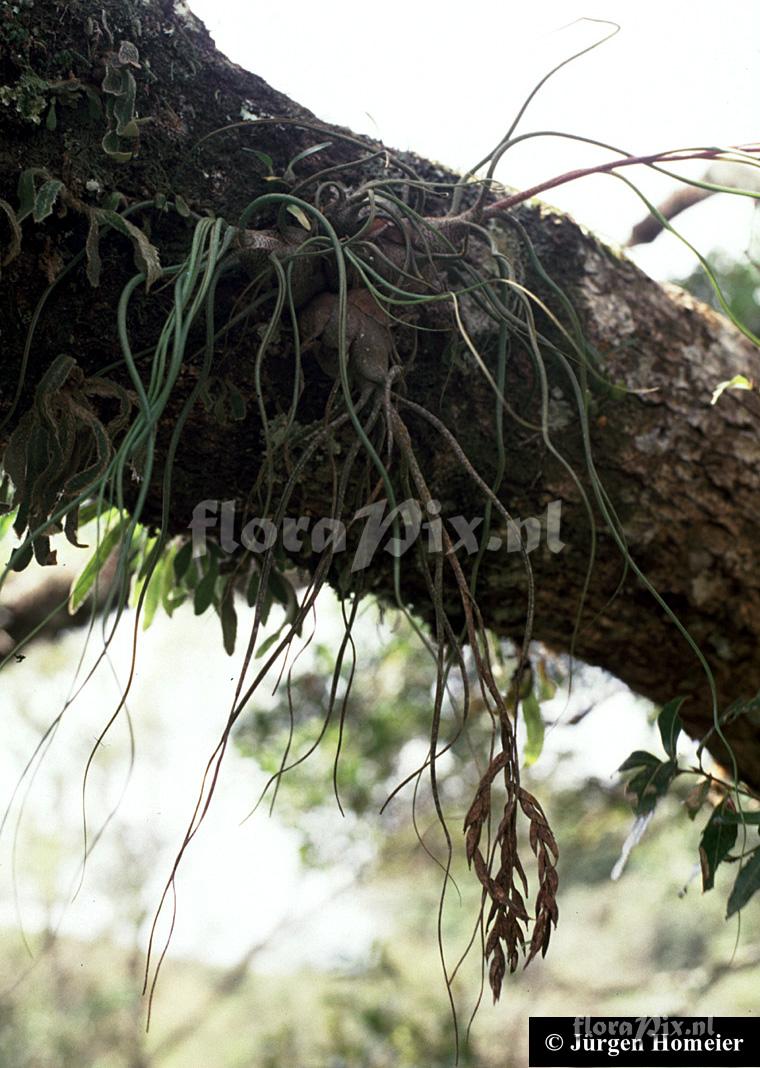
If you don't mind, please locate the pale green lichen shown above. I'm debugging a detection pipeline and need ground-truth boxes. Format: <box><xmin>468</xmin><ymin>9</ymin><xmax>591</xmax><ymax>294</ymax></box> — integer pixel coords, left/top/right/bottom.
<box><xmin>0</xmin><ymin>73</ymin><xmax>49</xmax><ymax>124</ymax></box>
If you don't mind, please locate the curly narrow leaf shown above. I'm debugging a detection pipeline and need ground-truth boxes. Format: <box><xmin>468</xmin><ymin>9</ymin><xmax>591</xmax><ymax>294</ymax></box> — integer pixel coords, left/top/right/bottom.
<box><xmin>283</xmin><ymin>140</ymin><xmax>332</xmax><ymax>181</ymax></box>
<box><xmin>96</xmin><ymin>209</ymin><xmax>161</xmax><ymax>288</ymax></box>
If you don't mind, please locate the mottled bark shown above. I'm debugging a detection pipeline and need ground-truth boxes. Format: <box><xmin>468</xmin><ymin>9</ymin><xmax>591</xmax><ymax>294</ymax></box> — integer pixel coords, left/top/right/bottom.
<box><xmin>1</xmin><ymin>0</ymin><xmax>759</xmax><ymax>785</ymax></box>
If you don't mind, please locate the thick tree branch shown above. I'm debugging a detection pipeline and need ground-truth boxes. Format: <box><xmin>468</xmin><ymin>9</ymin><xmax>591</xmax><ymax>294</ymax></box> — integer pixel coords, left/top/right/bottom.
<box><xmin>1</xmin><ymin>0</ymin><xmax>759</xmax><ymax>786</ymax></box>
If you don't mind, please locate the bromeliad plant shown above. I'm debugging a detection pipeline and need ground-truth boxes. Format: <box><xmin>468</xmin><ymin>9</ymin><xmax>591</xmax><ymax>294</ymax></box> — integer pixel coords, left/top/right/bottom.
<box><xmin>1</xmin><ymin>16</ymin><xmax>759</xmax><ymax>1048</ymax></box>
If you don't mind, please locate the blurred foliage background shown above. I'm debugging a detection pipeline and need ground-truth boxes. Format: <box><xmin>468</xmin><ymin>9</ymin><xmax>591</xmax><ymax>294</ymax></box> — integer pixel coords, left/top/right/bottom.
<box><xmin>0</xmin><ymin>252</ymin><xmax>758</xmax><ymax>1067</ymax></box>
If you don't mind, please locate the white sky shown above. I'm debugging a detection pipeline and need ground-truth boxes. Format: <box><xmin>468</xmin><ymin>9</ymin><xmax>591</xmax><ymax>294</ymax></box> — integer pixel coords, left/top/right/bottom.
<box><xmin>188</xmin><ymin>0</ymin><xmax>759</xmax><ymax>278</ymax></box>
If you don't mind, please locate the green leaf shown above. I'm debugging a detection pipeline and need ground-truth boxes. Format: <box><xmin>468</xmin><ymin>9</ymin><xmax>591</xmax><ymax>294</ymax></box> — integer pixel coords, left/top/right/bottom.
<box><xmin>700</xmin><ymin>799</ymin><xmax>738</xmax><ymax>891</ymax></box>
<box><xmin>160</xmin><ymin>544</ymin><xmax>185</xmax><ymax>617</ymax></box>
<box><xmin>618</xmin><ymin>750</ymin><xmax>661</xmax><ymax>772</ymax></box>
<box><xmin>522</xmin><ymin>691</ymin><xmax>544</xmax><ymax>767</ymax></box>
<box><xmin>285</xmin><ymin>204</ymin><xmax>311</xmax><ymax>230</ymax></box>
<box><xmin>77</xmin><ymin>501</ymin><xmax>115</xmax><ymax>528</ymax></box>
<box><xmin>621</xmin><ymin>756</ymin><xmax>678</xmax><ymax>816</ymax></box>
<box><xmin>101</xmin><ymin>129</ymin><xmax>133</xmax><ymax>163</ymax></box>
<box><xmin>173</xmin><ymin>540</ymin><xmax>193</xmax><ymax>582</ymax></box>
<box><xmin>219</xmin><ymin>587</ymin><xmax>237</xmax><ymax>655</ymax></box>
<box><xmin>536</xmin><ymin>660</ymin><xmax>557</xmax><ymax>702</ymax></box>
<box><xmin>142</xmin><ymin>559</ymin><xmax>163</xmax><ymax>629</ymax></box>
<box><xmin>0</xmin><ymin>510</ymin><xmax>17</xmax><ymax>541</ymax></box>
<box><xmin>242</xmin><ymin>148</ymin><xmax>274</xmax><ymax>174</ymax></box>
<box><xmin>193</xmin><ymin>554</ymin><xmax>218</xmax><ymax>615</ymax></box>
<box><xmin>255</xmin><ymin>624</ymin><xmax>285</xmax><ymax>660</ymax></box>
<box><xmin>69</xmin><ymin>516</ymin><xmax>127</xmax><ymax>613</ymax></box>
<box><xmin>182</xmin><ymin>557</ymin><xmax>202</xmax><ymax>591</ymax></box>
<box><xmin>33</xmin><ymin>179</ymin><xmax>65</xmax><ymax>223</ymax></box>
<box><xmin>136</xmin><ymin>534</ymin><xmax>159</xmax><ymax>581</ymax></box>
<box><xmin>8</xmin><ymin>539</ymin><xmax>33</xmax><ymax>573</ymax></box>
<box><xmin>45</xmin><ymin>100</ymin><xmax>57</xmax><ymax>131</ymax></box>
<box><xmin>726</xmin><ymin>847</ymin><xmax>760</xmax><ymax>917</ymax></box>
<box><xmin>657</xmin><ymin>697</ymin><xmax>685</xmax><ymax>760</ymax></box>
<box><xmin>174</xmin><ymin>194</ymin><xmax>190</xmax><ymax>218</ymax></box>
<box><xmin>269</xmin><ymin>569</ymin><xmax>295</xmax><ymax>611</ymax></box>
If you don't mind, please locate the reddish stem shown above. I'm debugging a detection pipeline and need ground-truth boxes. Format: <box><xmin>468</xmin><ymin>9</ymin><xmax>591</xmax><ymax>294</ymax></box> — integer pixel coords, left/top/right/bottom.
<box><xmin>482</xmin><ymin>144</ymin><xmax>760</xmax><ymax>217</ymax></box>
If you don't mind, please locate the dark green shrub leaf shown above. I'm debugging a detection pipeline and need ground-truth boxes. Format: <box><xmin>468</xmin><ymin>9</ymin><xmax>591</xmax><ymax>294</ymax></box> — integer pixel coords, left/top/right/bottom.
<box><xmin>173</xmin><ymin>540</ymin><xmax>193</xmax><ymax>582</ymax></box>
<box><xmin>726</xmin><ymin>847</ymin><xmax>760</xmax><ymax>917</ymax></box>
<box><xmin>699</xmin><ymin>799</ymin><xmax>738</xmax><ymax>891</ymax></box>
<box><xmin>193</xmin><ymin>554</ymin><xmax>218</xmax><ymax>615</ymax></box>
<box><xmin>219</xmin><ymin>587</ymin><xmax>237</xmax><ymax>655</ymax></box>
<box><xmin>255</xmin><ymin>624</ymin><xmax>286</xmax><ymax>660</ymax></box>
<box><xmin>8</xmin><ymin>538</ymin><xmax>33</xmax><ymax>572</ymax></box>
<box><xmin>619</xmin><ymin>750</ymin><xmax>660</xmax><ymax>772</ymax></box>
<box><xmin>620</xmin><ymin>754</ymin><xmax>677</xmax><ymax>815</ymax></box>
<box><xmin>657</xmin><ymin>696</ymin><xmax>685</xmax><ymax>759</ymax></box>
